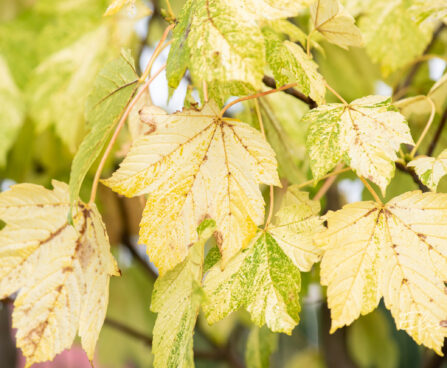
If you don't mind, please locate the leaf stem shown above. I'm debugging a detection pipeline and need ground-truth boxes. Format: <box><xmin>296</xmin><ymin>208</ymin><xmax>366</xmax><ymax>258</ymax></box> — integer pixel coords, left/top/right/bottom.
<box><xmin>298</xmin><ymin>166</ymin><xmax>351</xmax><ymax>189</ymax></box>
<box><xmin>254</xmin><ymin>99</ymin><xmax>275</xmax><ymax>229</ymax></box>
<box><xmin>138</xmin><ymin>23</ymin><xmax>174</xmax><ymax>83</ymax></box>
<box><xmin>313</xmin><ymin>163</ymin><xmax>346</xmax><ymax>201</ymax></box>
<box><xmin>88</xmin><ymin>63</ymin><xmax>166</xmax><ymax>205</ymax></box>
<box><xmin>410</xmin><ymin>96</ymin><xmax>436</xmax><ymax>158</ymax></box>
<box><xmin>219</xmin><ymin>83</ymin><xmax>297</xmax><ymax>117</ymax></box>
<box><xmin>165</xmin><ymin>0</ymin><xmax>176</xmax><ymax>20</ymax></box>
<box><xmin>359</xmin><ymin>177</ymin><xmax>383</xmax><ymax>205</ymax></box>
<box><xmin>306</xmin><ymin>30</ymin><xmax>315</xmax><ymax>57</ymax></box>
<box><xmin>325</xmin><ymin>82</ymin><xmax>349</xmax><ymax>105</ymax></box>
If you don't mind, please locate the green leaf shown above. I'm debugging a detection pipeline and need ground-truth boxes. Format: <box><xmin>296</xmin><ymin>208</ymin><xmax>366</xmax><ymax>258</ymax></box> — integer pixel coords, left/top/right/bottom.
<box><xmin>27</xmin><ymin>26</ymin><xmax>110</xmax><ymax>152</ymax></box>
<box><xmin>408</xmin><ymin>149</ymin><xmax>447</xmax><ymax>192</ymax></box>
<box><xmin>150</xmin><ymin>220</ymin><xmax>216</xmax><ymax>368</ymax></box>
<box><xmin>0</xmin><ymin>56</ymin><xmax>25</xmax><ymax>167</ymax></box>
<box><xmin>245</xmin><ymin>325</ymin><xmax>278</xmax><ymax>368</ymax></box>
<box><xmin>264</xmin><ymin>30</ymin><xmax>326</xmax><ymax>105</ymax></box>
<box><xmin>69</xmin><ymin>50</ymin><xmax>139</xmax><ymax>203</ymax></box>
<box><xmin>359</xmin><ymin>0</ymin><xmax>431</xmax><ymax>75</ymax></box>
<box><xmin>304</xmin><ymin>96</ymin><xmax>414</xmax><ymax>193</ymax></box>
<box><xmin>203</xmin><ymin>232</ymin><xmax>301</xmax><ymax>334</ymax></box>
<box><xmin>347</xmin><ymin>310</ymin><xmax>398</xmax><ymax>368</ymax></box>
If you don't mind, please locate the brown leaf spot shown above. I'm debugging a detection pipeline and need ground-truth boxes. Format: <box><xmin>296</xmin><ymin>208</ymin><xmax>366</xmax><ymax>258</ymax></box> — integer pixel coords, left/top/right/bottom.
<box><xmin>214</xmin><ymin>231</ymin><xmax>223</xmax><ymax>251</ymax></box>
<box><xmin>62</xmin><ymin>266</ymin><xmax>73</xmax><ymax>273</ymax></box>
<box><xmin>440</xmin><ymin>320</ymin><xmax>447</xmax><ymax>327</ymax></box>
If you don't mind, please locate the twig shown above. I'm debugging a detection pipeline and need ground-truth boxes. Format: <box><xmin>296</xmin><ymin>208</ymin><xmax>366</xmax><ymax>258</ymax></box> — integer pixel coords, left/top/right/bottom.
<box><xmin>262</xmin><ymin>76</ymin><xmax>317</xmax><ymax>108</ymax></box>
<box><xmin>393</xmin><ymin>24</ymin><xmax>445</xmax><ymax>99</ymax></box>
<box><xmin>396</xmin><ymin>162</ymin><xmax>430</xmax><ymax>192</ymax></box>
<box><xmin>122</xmin><ymin>235</ymin><xmax>158</xmax><ymax>279</ymax></box>
<box><xmin>104</xmin><ymin>318</ymin><xmax>153</xmax><ymax>346</ymax></box>
<box><xmin>427</xmin><ymin>107</ymin><xmax>447</xmax><ymax>156</ymax></box>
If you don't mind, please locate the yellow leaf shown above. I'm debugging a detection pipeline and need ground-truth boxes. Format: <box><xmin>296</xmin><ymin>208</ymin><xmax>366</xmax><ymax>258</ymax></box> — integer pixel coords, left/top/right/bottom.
<box><xmin>269</xmin><ymin>186</ymin><xmax>324</xmax><ymax>271</ymax></box>
<box><xmin>316</xmin><ymin>191</ymin><xmax>447</xmax><ymax>354</ymax></box>
<box><xmin>0</xmin><ymin>181</ymin><xmax>119</xmax><ymax>366</ymax></box>
<box><xmin>103</xmin><ymin>101</ymin><xmax>280</xmax><ymax>274</ymax></box>
<box><xmin>408</xmin><ymin>150</ymin><xmax>447</xmax><ymax>192</ymax></box>
<box><xmin>310</xmin><ymin>0</ymin><xmax>363</xmax><ymax>49</ymax></box>
<box><xmin>104</xmin><ymin>0</ymin><xmax>134</xmax><ymax>16</ymax></box>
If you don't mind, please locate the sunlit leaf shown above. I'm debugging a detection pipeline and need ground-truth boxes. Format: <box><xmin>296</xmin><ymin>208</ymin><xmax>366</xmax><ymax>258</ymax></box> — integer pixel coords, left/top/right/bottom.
<box><xmin>316</xmin><ymin>191</ymin><xmax>447</xmax><ymax>353</ymax></box>
<box><xmin>0</xmin><ymin>181</ymin><xmax>119</xmax><ymax>366</ymax></box>
<box><xmin>304</xmin><ymin>95</ymin><xmax>414</xmax><ymax>194</ymax></box>
<box><xmin>103</xmin><ymin>101</ymin><xmax>280</xmax><ymax>273</ymax></box>
<box><xmin>408</xmin><ymin>150</ymin><xmax>447</xmax><ymax>191</ymax></box>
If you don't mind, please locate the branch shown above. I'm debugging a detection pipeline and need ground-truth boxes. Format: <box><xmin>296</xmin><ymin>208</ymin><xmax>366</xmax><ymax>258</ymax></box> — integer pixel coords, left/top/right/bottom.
<box><xmin>262</xmin><ymin>76</ymin><xmax>317</xmax><ymax>109</ymax></box>
<box><xmin>396</xmin><ymin>162</ymin><xmax>430</xmax><ymax>192</ymax></box>
<box><xmin>104</xmin><ymin>318</ymin><xmax>153</xmax><ymax>346</ymax></box>
<box><xmin>427</xmin><ymin>107</ymin><xmax>447</xmax><ymax>156</ymax></box>
<box><xmin>393</xmin><ymin>24</ymin><xmax>445</xmax><ymax>99</ymax></box>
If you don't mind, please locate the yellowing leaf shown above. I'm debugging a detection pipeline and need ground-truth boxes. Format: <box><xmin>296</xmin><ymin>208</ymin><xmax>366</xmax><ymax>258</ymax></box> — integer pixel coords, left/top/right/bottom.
<box><xmin>269</xmin><ymin>186</ymin><xmax>324</xmax><ymax>271</ymax></box>
<box><xmin>304</xmin><ymin>95</ymin><xmax>414</xmax><ymax>194</ymax></box>
<box><xmin>316</xmin><ymin>191</ymin><xmax>447</xmax><ymax>353</ymax></box>
<box><xmin>310</xmin><ymin>0</ymin><xmax>363</xmax><ymax>49</ymax></box>
<box><xmin>0</xmin><ymin>181</ymin><xmax>119</xmax><ymax>366</ymax></box>
<box><xmin>151</xmin><ymin>219</ymin><xmax>216</xmax><ymax>368</ymax></box>
<box><xmin>263</xmin><ymin>30</ymin><xmax>326</xmax><ymax>105</ymax></box>
<box><xmin>243</xmin><ymin>0</ymin><xmax>311</xmax><ymax>21</ymax></box>
<box><xmin>69</xmin><ymin>49</ymin><xmax>139</xmax><ymax>204</ymax></box>
<box><xmin>104</xmin><ymin>0</ymin><xmax>135</xmax><ymax>16</ymax></box>
<box><xmin>103</xmin><ymin>101</ymin><xmax>280</xmax><ymax>274</ymax></box>
<box><xmin>203</xmin><ymin>231</ymin><xmax>301</xmax><ymax>334</ymax></box>
<box><xmin>408</xmin><ymin>150</ymin><xmax>447</xmax><ymax>191</ymax></box>
<box><xmin>167</xmin><ymin>0</ymin><xmax>265</xmax><ymax>101</ymax></box>
<box><xmin>359</xmin><ymin>0</ymin><xmax>431</xmax><ymax>75</ymax></box>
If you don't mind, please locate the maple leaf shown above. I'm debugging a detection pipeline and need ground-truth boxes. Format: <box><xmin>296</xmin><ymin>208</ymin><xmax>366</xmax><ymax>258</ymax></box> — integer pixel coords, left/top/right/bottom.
<box><xmin>151</xmin><ymin>219</ymin><xmax>215</xmax><ymax>368</ymax></box>
<box><xmin>202</xmin><ymin>187</ymin><xmax>322</xmax><ymax>333</ymax></box>
<box><xmin>0</xmin><ymin>181</ymin><xmax>119</xmax><ymax>367</ymax></box>
<box><xmin>103</xmin><ymin>101</ymin><xmax>280</xmax><ymax>274</ymax></box>
<box><xmin>245</xmin><ymin>326</ymin><xmax>278</xmax><ymax>368</ymax></box>
<box><xmin>269</xmin><ymin>186</ymin><xmax>325</xmax><ymax>271</ymax></box>
<box><xmin>316</xmin><ymin>191</ymin><xmax>447</xmax><ymax>353</ymax></box>
<box><xmin>304</xmin><ymin>95</ymin><xmax>414</xmax><ymax>194</ymax></box>
<box><xmin>263</xmin><ymin>29</ymin><xmax>326</xmax><ymax>105</ymax></box>
<box><xmin>166</xmin><ymin>0</ymin><xmax>310</xmax><ymax>102</ymax></box>
<box><xmin>359</xmin><ymin>0</ymin><xmax>431</xmax><ymax>75</ymax></box>
<box><xmin>104</xmin><ymin>0</ymin><xmax>136</xmax><ymax>16</ymax></box>
<box><xmin>408</xmin><ymin>150</ymin><xmax>447</xmax><ymax>191</ymax></box>
<box><xmin>310</xmin><ymin>0</ymin><xmax>363</xmax><ymax>49</ymax></box>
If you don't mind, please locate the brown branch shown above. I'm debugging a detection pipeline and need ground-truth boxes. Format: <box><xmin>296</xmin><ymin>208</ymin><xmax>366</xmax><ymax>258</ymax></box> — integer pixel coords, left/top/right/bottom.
<box><xmin>263</xmin><ymin>75</ymin><xmax>318</xmax><ymax>109</ymax></box>
<box><xmin>396</xmin><ymin>162</ymin><xmax>430</xmax><ymax>192</ymax></box>
<box><xmin>427</xmin><ymin>107</ymin><xmax>447</xmax><ymax>156</ymax></box>
<box><xmin>393</xmin><ymin>24</ymin><xmax>445</xmax><ymax>99</ymax></box>
<box><xmin>104</xmin><ymin>318</ymin><xmax>153</xmax><ymax>346</ymax></box>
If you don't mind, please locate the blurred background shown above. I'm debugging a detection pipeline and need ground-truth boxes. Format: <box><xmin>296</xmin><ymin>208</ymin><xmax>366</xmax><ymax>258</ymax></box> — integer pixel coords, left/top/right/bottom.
<box><xmin>1</xmin><ymin>0</ymin><xmax>447</xmax><ymax>367</ymax></box>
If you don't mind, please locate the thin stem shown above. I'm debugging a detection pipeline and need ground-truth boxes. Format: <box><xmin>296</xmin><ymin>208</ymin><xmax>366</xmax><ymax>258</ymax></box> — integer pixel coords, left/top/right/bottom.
<box><xmin>219</xmin><ymin>83</ymin><xmax>297</xmax><ymax>117</ymax></box>
<box><xmin>298</xmin><ymin>167</ymin><xmax>351</xmax><ymax>189</ymax></box>
<box><xmin>165</xmin><ymin>0</ymin><xmax>175</xmax><ymax>20</ymax></box>
<box><xmin>254</xmin><ymin>99</ymin><xmax>275</xmax><ymax>229</ymax></box>
<box><xmin>410</xmin><ymin>96</ymin><xmax>436</xmax><ymax>158</ymax></box>
<box><xmin>306</xmin><ymin>30</ymin><xmax>315</xmax><ymax>56</ymax></box>
<box><xmin>203</xmin><ymin>80</ymin><xmax>209</xmax><ymax>103</ymax></box>
<box><xmin>313</xmin><ymin>163</ymin><xmax>345</xmax><ymax>201</ymax></box>
<box><xmin>139</xmin><ymin>24</ymin><xmax>174</xmax><ymax>83</ymax></box>
<box><xmin>359</xmin><ymin>177</ymin><xmax>383</xmax><ymax>205</ymax></box>
<box><xmin>325</xmin><ymin>82</ymin><xmax>349</xmax><ymax>105</ymax></box>
<box><xmin>88</xmin><ymin>64</ymin><xmax>166</xmax><ymax>205</ymax></box>
<box><xmin>427</xmin><ymin>107</ymin><xmax>447</xmax><ymax>156</ymax></box>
